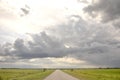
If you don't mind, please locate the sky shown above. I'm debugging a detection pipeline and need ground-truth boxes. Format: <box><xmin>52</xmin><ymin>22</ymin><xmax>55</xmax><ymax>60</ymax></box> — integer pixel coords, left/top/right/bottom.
<box><xmin>0</xmin><ymin>0</ymin><xmax>120</xmax><ymax>68</ymax></box>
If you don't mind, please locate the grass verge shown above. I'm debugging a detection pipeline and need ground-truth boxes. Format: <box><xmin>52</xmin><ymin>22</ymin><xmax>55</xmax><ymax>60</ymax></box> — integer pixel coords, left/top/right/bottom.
<box><xmin>0</xmin><ymin>69</ymin><xmax>54</xmax><ymax>80</ymax></box>
<box><xmin>64</xmin><ymin>69</ymin><xmax>120</xmax><ymax>80</ymax></box>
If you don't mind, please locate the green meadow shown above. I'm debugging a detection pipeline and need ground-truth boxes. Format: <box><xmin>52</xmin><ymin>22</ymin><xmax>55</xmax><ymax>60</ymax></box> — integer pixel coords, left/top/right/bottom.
<box><xmin>0</xmin><ymin>69</ymin><xmax>53</xmax><ymax>80</ymax></box>
<box><xmin>64</xmin><ymin>68</ymin><xmax>120</xmax><ymax>80</ymax></box>
<box><xmin>1</xmin><ymin>68</ymin><xmax>120</xmax><ymax>80</ymax></box>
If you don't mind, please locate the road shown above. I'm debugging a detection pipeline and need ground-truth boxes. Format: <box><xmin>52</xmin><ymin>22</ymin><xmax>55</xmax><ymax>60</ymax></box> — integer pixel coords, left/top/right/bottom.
<box><xmin>44</xmin><ymin>70</ymin><xmax>79</xmax><ymax>80</ymax></box>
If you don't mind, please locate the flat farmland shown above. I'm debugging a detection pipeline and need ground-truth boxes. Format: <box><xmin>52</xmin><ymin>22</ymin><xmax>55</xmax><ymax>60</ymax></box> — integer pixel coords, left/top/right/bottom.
<box><xmin>64</xmin><ymin>69</ymin><xmax>120</xmax><ymax>80</ymax></box>
<box><xmin>0</xmin><ymin>69</ymin><xmax>53</xmax><ymax>80</ymax></box>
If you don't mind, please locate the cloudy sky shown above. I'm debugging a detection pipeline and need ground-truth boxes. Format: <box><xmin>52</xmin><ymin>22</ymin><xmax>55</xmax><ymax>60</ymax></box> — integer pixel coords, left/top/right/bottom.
<box><xmin>0</xmin><ymin>0</ymin><xmax>120</xmax><ymax>68</ymax></box>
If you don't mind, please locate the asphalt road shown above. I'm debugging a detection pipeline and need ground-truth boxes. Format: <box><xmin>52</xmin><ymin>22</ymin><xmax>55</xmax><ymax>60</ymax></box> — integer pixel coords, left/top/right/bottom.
<box><xmin>44</xmin><ymin>70</ymin><xmax>79</xmax><ymax>80</ymax></box>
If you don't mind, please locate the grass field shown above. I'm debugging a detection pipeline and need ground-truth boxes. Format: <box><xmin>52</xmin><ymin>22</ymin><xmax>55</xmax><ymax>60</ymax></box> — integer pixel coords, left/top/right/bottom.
<box><xmin>0</xmin><ymin>69</ymin><xmax>53</xmax><ymax>80</ymax></box>
<box><xmin>64</xmin><ymin>69</ymin><xmax>120</xmax><ymax>80</ymax></box>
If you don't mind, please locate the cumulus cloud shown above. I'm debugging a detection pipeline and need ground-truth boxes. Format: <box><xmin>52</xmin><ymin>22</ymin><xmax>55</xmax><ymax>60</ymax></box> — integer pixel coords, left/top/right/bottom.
<box><xmin>0</xmin><ymin>0</ymin><xmax>120</xmax><ymax>68</ymax></box>
<box><xmin>0</xmin><ymin>15</ymin><xmax>120</xmax><ymax>68</ymax></box>
<box><xmin>1</xmin><ymin>32</ymin><xmax>68</xmax><ymax>59</ymax></box>
<box><xmin>84</xmin><ymin>0</ymin><xmax>120</xmax><ymax>22</ymax></box>
<box><xmin>48</xmin><ymin>15</ymin><xmax>120</xmax><ymax>67</ymax></box>
<box><xmin>1</xmin><ymin>0</ymin><xmax>120</xmax><ymax>68</ymax></box>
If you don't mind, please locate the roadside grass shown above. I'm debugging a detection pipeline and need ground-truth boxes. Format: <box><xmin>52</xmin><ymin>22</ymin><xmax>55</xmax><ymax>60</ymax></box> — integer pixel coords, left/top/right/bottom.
<box><xmin>64</xmin><ymin>69</ymin><xmax>120</xmax><ymax>80</ymax></box>
<box><xmin>0</xmin><ymin>69</ymin><xmax>53</xmax><ymax>80</ymax></box>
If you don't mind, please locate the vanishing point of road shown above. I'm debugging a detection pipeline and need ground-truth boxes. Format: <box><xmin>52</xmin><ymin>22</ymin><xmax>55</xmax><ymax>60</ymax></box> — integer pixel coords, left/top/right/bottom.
<box><xmin>44</xmin><ymin>70</ymin><xmax>79</xmax><ymax>80</ymax></box>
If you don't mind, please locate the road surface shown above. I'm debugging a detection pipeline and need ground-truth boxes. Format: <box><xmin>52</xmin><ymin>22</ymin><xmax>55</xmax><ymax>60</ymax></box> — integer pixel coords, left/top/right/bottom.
<box><xmin>44</xmin><ymin>70</ymin><xmax>79</xmax><ymax>80</ymax></box>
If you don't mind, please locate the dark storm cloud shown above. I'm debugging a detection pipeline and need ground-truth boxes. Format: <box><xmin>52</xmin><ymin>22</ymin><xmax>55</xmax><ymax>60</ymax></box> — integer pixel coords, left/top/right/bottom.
<box><xmin>47</xmin><ymin>15</ymin><xmax>120</xmax><ymax>67</ymax></box>
<box><xmin>84</xmin><ymin>0</ymin><xmax>120</xmax><ymax>22</ymax></box>
<box><xmin>0</xmin><ymin>15</ymin><xmax>120</xmax><ymax>67</ymax></box>
<box><xmin>3</xmin><ymin>32</ymin><xmax>69</xmax><ymax>59</ymax></box>
<box><xmin>79</xmin><ymin>47</ymin><xmax>120</xmax><ymax>67</ymax></box>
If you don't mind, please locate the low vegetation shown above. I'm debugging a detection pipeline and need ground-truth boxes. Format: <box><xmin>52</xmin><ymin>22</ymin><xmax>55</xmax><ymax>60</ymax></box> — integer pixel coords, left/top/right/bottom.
<box><xmin>0</xmin><ymin>69</ymin><xmax>53</xmax><ymax>80</ymax></box>
<box><xmin>64</xmin><ymin>68</ymin><xmax>120</xmax><ymax>80</ymax></box>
